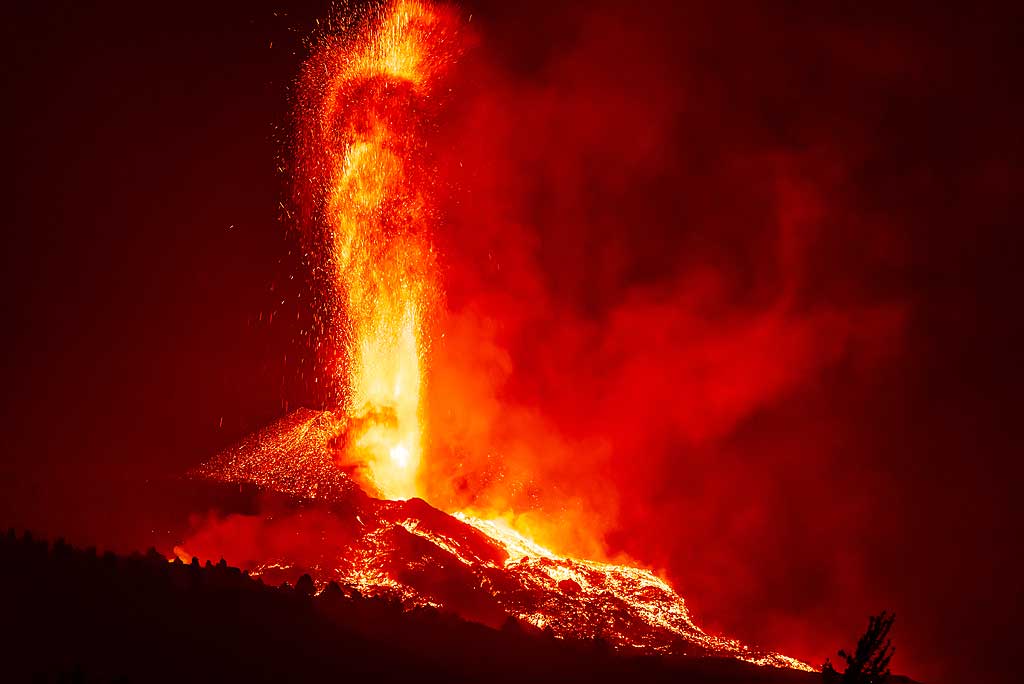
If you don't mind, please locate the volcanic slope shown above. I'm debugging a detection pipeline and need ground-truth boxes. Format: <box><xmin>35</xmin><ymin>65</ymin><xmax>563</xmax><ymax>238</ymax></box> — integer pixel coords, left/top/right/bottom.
<box><xmin>188</xmin><ymin>408</ymin><xmax>811</xmax><ymax>671</ymax></box>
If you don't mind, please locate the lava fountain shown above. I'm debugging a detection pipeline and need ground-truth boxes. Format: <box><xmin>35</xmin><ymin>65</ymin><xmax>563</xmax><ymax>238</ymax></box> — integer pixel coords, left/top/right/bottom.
<box><xmin>292</xmin><ymin>0</ymin><xmax>463</xmax><ymax>499</ymax></box>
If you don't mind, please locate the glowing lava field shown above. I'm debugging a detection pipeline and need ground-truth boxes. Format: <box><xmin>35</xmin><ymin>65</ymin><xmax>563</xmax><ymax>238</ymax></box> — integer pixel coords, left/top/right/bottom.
<box><xmin>179</xmin><ymin>408</ymin><xmax>811</xmax><ymax>671</ymax></box>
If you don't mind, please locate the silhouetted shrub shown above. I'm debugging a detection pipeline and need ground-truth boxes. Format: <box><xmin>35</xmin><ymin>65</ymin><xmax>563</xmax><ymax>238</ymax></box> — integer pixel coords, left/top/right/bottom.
<box><xmin>295</xmin><ymin>573</ymin><xmax>316</xmax><ymax>598</ymax></box>
<box><xmin>822</xmin><ymin>612</ymin><xmax>894</xmax><ymax>684</ymax></box>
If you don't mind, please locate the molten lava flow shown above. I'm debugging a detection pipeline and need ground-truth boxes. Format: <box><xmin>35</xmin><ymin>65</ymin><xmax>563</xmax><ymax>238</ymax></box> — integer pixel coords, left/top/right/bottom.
<box><xmin>293</xmin><ymin>0</ymin><xmax>463</xmax><ymax>499</ymax></box>
<box><xmin>188</xmin><ymin>409</ymin><xmax>815</xmax><ymax>670</ymax></box>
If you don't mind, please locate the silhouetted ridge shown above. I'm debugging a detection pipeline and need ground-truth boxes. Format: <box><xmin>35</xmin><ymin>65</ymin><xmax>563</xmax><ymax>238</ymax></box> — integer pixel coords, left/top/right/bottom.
<box><xmin>1</xmin><ymin>528</ymin><xmax>824</xmax><ymax>684</ymax></box>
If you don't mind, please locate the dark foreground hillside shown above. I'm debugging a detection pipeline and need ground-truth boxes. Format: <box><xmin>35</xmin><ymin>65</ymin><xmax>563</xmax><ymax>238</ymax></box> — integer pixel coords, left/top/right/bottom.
<box><xmin>0</xmin><ymin>529</ymin><xmax>819</xmax><ymax>683</ymax></box>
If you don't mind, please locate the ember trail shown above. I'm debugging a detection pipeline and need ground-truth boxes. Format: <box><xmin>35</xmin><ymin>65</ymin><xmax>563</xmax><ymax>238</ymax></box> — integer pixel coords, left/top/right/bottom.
<box><xmin>180</xmin><ymin>0</ymin><xmax>810</xmax><ymax>672</ymax></box>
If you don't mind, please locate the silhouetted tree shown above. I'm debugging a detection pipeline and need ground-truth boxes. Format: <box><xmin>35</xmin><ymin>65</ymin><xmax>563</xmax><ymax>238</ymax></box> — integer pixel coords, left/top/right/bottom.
<box><xmin>295</xmin><ymin>573</ymin><xmax>316</xmax><ymax>598</ymax></box>
<box><xmin>501</xmin><ymin>615</ymin><xmax>522</xmax><ymax>634</ymax></box>
<box><xmin>319</xmin><ymin>580</ymin><xmax>344</xmax><ymax>606</ymax></box>
<box><xmin>823</xmin><ymin>612</ymin><xmax>894</xmax><ymax>684</ymax></box>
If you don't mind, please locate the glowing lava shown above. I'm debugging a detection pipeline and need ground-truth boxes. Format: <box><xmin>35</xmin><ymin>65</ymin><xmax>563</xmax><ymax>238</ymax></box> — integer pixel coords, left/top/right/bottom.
<box><xmin>293</xmin><ymin>0</ymin><xmax>463</xmax><ymax>499</ymax></box>
<box><xmin>187</xmin><ymin>409</ymin><xmax>814</xmax><ymax>671</ymax></box>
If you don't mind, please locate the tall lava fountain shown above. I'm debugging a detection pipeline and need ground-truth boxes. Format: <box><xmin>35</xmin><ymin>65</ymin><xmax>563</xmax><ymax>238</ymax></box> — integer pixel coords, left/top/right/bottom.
<box><xmin>292</xmin><ymin>0</ymin><xmax>462</xmax><ymax>499</ymax></box>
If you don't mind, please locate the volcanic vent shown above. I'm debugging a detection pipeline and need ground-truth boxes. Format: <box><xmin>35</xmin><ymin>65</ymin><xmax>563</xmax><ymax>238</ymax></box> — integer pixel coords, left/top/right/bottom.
<box><xmin>177</xmin><ymin>0</ymin><xmax>811</xmax><ymax>673</ymax></box>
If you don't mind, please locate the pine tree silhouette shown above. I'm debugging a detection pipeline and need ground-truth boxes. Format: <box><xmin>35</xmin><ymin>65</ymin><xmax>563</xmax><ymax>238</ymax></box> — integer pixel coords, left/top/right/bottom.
<box><xmin>822</xmin><ymin>611</ymin><xmax>894</xmax><ymax>684</ymax></box>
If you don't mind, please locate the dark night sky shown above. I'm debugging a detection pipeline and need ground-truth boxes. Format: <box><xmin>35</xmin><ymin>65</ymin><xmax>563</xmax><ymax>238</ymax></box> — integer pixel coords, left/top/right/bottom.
<box><xmin>2</xmin><ymin>2</ymin><xmax>1021</xmax><ymax>683</ymax></box>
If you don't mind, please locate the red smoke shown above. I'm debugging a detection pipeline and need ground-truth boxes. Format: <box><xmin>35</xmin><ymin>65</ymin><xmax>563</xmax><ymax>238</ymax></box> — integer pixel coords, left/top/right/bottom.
<box><xmin>418</xmin><ymin>0</ymin><xmax>910</xmax><ymax>673</ymax></box>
